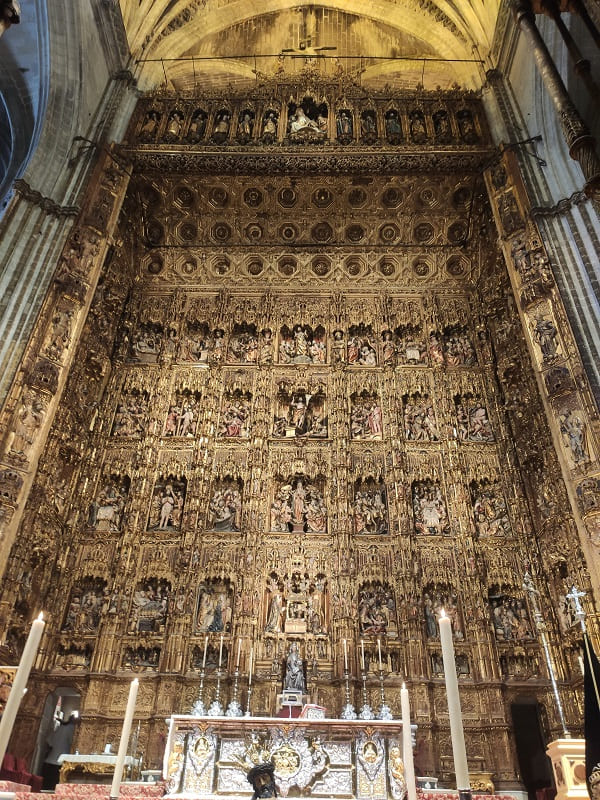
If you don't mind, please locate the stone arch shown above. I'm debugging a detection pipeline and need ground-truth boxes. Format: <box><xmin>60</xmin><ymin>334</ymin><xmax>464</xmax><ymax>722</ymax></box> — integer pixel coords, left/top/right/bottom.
<box><xmin>0</xmin><ymin>0</ymin><xmax>49</xmax><ymax>208</ymax></box>
<box><xmin>131</xmin><ymin>1</ymin><xmax>485</xmax><ymax>89</ymax></box>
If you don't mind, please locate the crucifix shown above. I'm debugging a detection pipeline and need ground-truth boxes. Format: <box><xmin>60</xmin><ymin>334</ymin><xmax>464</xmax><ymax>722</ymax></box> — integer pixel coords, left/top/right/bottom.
<box><xmin>566</xmin><ymin>585</ymin><xmax>586</xmax><ymax>633</ymax></box>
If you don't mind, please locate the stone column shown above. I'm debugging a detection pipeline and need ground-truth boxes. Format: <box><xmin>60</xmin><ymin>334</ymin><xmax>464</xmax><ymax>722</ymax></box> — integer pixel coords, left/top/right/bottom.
<box><xmin>568</xmin><ymin>0</ymin><xmax>600</xmax><ymax>50</ymax></box>
<box><xmin>541</xmin><ymin>0</ymin><xmax>600</xmax><ymax>102</ymax></box>
<box><xmin>513</xmin><ymin>0</ymin><xmax>600</xmax><ymax>197</ymax></box>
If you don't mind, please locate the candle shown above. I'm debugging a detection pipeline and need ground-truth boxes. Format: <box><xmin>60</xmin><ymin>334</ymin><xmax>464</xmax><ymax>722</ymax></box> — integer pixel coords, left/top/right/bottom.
<box><xmin>0</xmin><ymin>613</ymin><xmax>45</xmax><ymax>764</ymax></box>
<box><xmin>377</xmin><ymin>638</ymin><xmax>383</xmax><ymax>671</ymax></box>
<box><xmin>110</xmin><ymin>678</ymin><xmax>139</xmax><ymax>799</ymax></box>
<box><xmin>439</xmin><ymin>610</ymin><xmax>470</xmax><ymax>791</ymax></box>
<box><xmin>401</xmin><ymin>683</ymin><xmax>418</xmax><ymax>800</ymax></box>
<box><xmin>343</xmin><ymin>639</ymin><xmax>348</xmax><ymax>671</ymax></box>
<box><xmin>202</xmin><ymin>635</ymin><xmax>208</xmax><ymax>669</ymax></box>
<box><xmin>248</xmin><ymin>646</ymin><xmax>253</xmax><ymax>686</ymax></box>
<box><xmin>218</xmin><ymin>634</ymin><xmax>224</xmax><ymax>668</ymax></box>
<box><xmin>360</xmin><ymin>639</ymin><xmax>365</xmax><ymax>672</ymax></box>
<box><xmin>236</xmin><ymin>638</ymin><xmax>241</xmax><ymax>669</ymax></box>
<box><xmin>579</xmin><ymin>655</ymin><xmax>585</xmax><ymax>676</ymax></box>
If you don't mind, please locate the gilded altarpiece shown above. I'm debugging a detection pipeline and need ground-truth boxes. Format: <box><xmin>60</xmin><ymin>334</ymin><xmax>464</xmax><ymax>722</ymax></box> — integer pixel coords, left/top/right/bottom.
<box><xmin>0</xmin><ymin>80</ymin><xmax>596</xmax><ymax>790</ymax></box>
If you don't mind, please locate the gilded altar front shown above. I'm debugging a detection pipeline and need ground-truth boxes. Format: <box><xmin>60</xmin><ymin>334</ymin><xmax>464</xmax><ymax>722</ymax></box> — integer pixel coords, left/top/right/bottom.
<box><xmin>164</xmin><ymin>716</ymin><xmax>413</xmax><ymax>800</ymax></box>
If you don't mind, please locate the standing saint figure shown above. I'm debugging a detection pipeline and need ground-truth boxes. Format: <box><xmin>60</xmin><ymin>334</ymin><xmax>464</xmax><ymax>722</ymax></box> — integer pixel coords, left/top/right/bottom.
<box><xmin>265</xmin><ymin>580</ymin><xmax>284</xmax><ymax>633</ymax></box>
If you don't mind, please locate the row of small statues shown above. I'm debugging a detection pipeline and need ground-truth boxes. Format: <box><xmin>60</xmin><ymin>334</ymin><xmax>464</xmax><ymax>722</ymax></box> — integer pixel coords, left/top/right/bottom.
<box><xmin>139</xmin><ymin>103</ymin><xmax>480</xmax><ymax>145</ymax></box>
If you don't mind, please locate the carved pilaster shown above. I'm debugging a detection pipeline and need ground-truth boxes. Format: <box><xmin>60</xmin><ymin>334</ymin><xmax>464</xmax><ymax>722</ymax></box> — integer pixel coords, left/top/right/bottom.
<box><xmin>485</xmin><ymin>148</ymin><xmax>600</xmax><ymax>611</ymax></box>
<box><xmin>512</xmin><ymin>0</ymin><xmax>600</xmax><ymax>197</ymax></box>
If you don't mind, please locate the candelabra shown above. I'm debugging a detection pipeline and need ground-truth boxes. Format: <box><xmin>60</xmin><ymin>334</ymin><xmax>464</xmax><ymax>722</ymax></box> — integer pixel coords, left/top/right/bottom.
<box><xmin>245</xmin><ymin>683</ymin><xmax>253</xmax><ymax>717</ymax></box>
<box><xmin>207</xmin><ymin>668</ymin><xmax>225</xmax><ymax>716</ymax></box>
<box><xmin>226</xmin><ymin>668</ymin><xmax>244</xmax><ymax>717</ymax></box>
<box><xmin>377</xmin><ymin>670</ymin><xmax>393</xmax><ymax>720</ymax></box>
<box><xmin>191</xmin><ymin>669</ymin><xmax>207</xmax><ymax>716</ymax></box>
<box><xmin>358</xmin><ymin>672</ymin><xmax>375</xmax><ymax>720</ymax></box>
<box><xmin>340</xmin><ymin>669</ymin><xmax>357</xmax><ymax>719</ymax></box>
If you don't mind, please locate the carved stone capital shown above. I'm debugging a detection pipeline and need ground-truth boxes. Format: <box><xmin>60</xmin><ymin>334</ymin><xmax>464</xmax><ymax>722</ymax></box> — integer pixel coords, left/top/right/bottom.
<box><xmin>512</xmin><ymin>0</ymin><xmax>536</xmax><ymax>24</ymax></box>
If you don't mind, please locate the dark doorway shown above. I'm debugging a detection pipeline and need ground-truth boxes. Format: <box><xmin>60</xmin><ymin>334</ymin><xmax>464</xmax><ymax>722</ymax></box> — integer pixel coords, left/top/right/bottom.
<box><xmin>32</xmin><ymin>687</ymin><xmax>81</xmax><ymax>785</ymax></box>
<box><xmin>511</xmin><ymin>700</ymin><xmax>554</xmax><ymax>800</ymax></box>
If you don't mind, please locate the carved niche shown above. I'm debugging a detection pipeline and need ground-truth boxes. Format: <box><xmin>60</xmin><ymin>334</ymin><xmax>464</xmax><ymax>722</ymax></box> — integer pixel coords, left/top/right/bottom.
<box><xmin>270</xmin><ymin>475</ymin><xmax>326</xmax><ymax>534</ymax></box>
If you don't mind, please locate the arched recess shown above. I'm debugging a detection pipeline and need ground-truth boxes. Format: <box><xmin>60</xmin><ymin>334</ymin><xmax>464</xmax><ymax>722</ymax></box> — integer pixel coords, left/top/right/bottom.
<box><xmin>127</xmin><ymin>0</ymin><xmax>492</xmax><ymax>91</ymax></box>
<box><xmin>0</xmin><ymin>0</ymin><xmax>49</xmax><ymax>211</ymax></box>
<box><xmin>31</xmin><ymin>685</ymin><xmax>81</xmax><ymax>776</ymax></box>
<box><xmin>0</xmin><ymin>93</ymin><xmax>12</xmax><ymax>194</ymax></box>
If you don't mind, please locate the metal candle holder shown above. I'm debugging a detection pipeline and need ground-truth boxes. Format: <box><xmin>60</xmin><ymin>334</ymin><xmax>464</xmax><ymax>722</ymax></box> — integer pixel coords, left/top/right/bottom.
<box><xmin>358</xmin><ymin>672</ymin><xmax>375</xmax><ymax>720</ymax></box>
<box><xmin>191</xmin><ymin>668</ymin><xmax>206</xmax><ymax>715</ymax></box>
<box><xmin>207</xmin><ymin>668</ymin><xmax>225</xmax><ymax>716</ymax></box>
<box><xmin>245</xmin><ymin>683</ymin><xmax>253</xmax><ymax>717</ymax></box>
<box><xmin>226</xmin><ymin>668</ymin><xmax>244</xmax><ymax>717</ymax></box>
<box><xmin>377</xmin><ymin>669</ymin><xmax>393</xmax><ymax>720</ymax></box>
<box><xmin>340</xmin><ymin>669</ymin><xmax>357</xmax><ymax>719</ymax></box>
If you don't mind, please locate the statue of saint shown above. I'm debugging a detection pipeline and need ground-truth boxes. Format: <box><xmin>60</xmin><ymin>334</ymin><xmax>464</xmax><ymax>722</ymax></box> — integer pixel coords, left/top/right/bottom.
<box><xmin>284</xmin><ymin>642</ymin><xmax>305</xmax><ymax>692</ymax></box>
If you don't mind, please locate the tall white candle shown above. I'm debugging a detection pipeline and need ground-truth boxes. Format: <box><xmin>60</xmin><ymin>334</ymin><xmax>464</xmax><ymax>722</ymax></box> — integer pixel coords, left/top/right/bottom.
<box><xmin>377</xmin><ymin>638</ymin><xmax>383</xmax><ymax>671</ymax></box>
<box><xmin>218</xmin><ymin>634</ymin><xmax>224</xmax><ymax>668</ymax></box>
<box><xmin>236</xmin><ymin>638</ymin><xmax>242</xmax><ymax>669</ymax></box>
<box><xmin>202</xmin><ymin>635</ymin><xmax>208</xmax><ymax>669</ymax></box>
<box><xmin>343</xmin><ymin>639</ymin><xmax>348</xmax><ymax>671</ymax></box>
<box><xmin>439</xmin><ymin>610</ymin><xmax>470</xmax><ymax>791</ymax></box>
<box><xmin>110</xmin><ymin>678</ymin><xmax>139</xmax><ymax>799</ymax></box>
<box><xmin>0</xmin><ymin>613</ymin><xmax>45</xmax><ymax>764</ymax></box>
<box><xmin>360</xmin><ymin>639</ymin><xmax>366</xmax><ymax>672</ymax></box>
<box><xmin>248</xmin><ymin>646</ymin><xmax>253</xmax><ymax>686</ymax></box>
<box><xmin>401</xmin><ymin>683</ymin><xmax>418</xmax><ymax>800</ymax></box>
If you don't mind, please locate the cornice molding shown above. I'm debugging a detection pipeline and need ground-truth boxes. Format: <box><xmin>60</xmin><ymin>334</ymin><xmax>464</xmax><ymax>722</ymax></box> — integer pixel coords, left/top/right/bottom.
<box><xmin>121</xmin><ymin>145</ymin><xmax>496</xmax><ymax>176</ymax></box>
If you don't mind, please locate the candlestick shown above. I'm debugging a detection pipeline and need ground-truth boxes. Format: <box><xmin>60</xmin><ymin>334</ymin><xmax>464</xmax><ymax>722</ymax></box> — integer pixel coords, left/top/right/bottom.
<box><xmin>360</xmin><ymin>639</ymin><xmax>365</xmax><ymax>672</ymax></box>
<box><xmin>191</xmin><ymin>668</ymin><xmax>206</xmax><ymax>715</ymax></box>
<box><xmin>218</xmin><ymin>634</ymin><xmax>224</xmax><ymax>668</ymax></box>
<box><xmin>377</xmin><ymin>638</ymin><xmax>383</xmax><ymax>671</ymax></box>
<box><xmin>110</xmin><ymin>678</ymin><xmax>139</xmax><ymax>800</ymax></box>
<box><xmin>202</xmin><ymin>635</ymin><xmax>208</xmax><ymax>668</ymax></box>
<box><xmin>439</xmin><ymin>610</ymin><xmax>470</xmax><ymax>794</ymax></box>
<box><xmin>226</xmin><ymin>666</ymin><xmax>243</xmax><ymax>717</ymax></box>
<box><xmin>401</xmin><ymin>683</ymin><xmax>418</xmax><ymax>800</ymax></box>
<box><xmin>377</xmin><ymin>667</ymin><xmax>393</xmax><ymax>720</ymax></box>
<box><xmin>340</xmin><ymin>653</ymin><xmax>356</xmax><ymax>720</ymax></box>
<box><xmin>207</xmin><ymin>668</ymin><xmax>224</xmax><ymax>716</ymax></box>
<box><xmin>236</xmin><ymin>638</ymin><xmax>241</xmax><ymax>669</ymax></box>
<box><xmin>359</xmin><ymin>670</ymin><xmax>374</xmax><ymax>720</ymax></box>
<box><xmin>0</xmin><ymin>613</ymin><xmax>45</xmax><ymax>765</ymax></box>
<box><xmin>245</xmin><ymin>683</ymin><xmax>253</xmax><ymax>717</ymax></box>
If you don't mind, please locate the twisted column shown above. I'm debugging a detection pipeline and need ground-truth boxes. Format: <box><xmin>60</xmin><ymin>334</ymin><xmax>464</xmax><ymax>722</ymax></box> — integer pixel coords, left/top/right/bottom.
<box><xmin>542</xmin><ymin>0</ymin><xmax>600</xmax><ymax>102</ymax></box>
<box><xmin>513</xmin><ymin>0</ymin><xmax>600</xmax><ymax>197</ymax></box>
